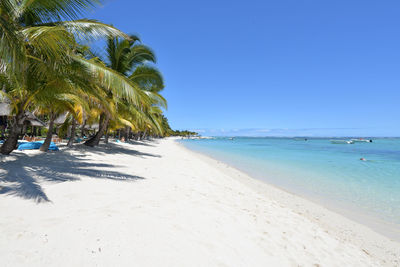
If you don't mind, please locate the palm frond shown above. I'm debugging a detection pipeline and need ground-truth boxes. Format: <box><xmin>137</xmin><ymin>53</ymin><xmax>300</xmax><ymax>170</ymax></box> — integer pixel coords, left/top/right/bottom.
<box><xmin>144</xmin><ymin>91</ymin><xmax>167</xmax><ymax>109</ymax></box>
<box><xmin>18</xmin><ymin>0</ymin><xmax>101</xmax><ymax>23</ymax></box>
<box><xmin>22</xmin><ymin>25</ymin><xmax>75</xmax><ymax>60</ymax></box>
<box><xmin>59</xmin><ymin>19</ymin><xmax>131</xmax><ymax>41</ymax></box>
<box><xmin>128</xmin><ymin>44</ymin><xmax>156</xmax><ymax>66</ymax></box>
<box><xmin>129</xmin><ymin>65</ymin><xmax>164</xmax><ymax>92</ymax></box>
<box><xmin>73</xmin><ymin>55</ymin><xmax>144</xmax><ymax>105</ymax></box>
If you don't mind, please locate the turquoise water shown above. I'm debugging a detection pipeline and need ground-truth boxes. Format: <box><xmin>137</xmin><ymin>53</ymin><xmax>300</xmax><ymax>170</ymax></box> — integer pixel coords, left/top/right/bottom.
<box><xmin>180</xmin><ymin>137</ymin><xmax>400</xmax><ymax>234</ymax></box>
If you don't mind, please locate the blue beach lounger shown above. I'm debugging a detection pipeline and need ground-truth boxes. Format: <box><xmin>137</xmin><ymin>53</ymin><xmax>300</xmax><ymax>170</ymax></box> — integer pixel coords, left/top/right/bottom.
<box><xmin>18</xmin><ymin>141</ymin><xmax>59</xmax><ymax>151</ymax></box>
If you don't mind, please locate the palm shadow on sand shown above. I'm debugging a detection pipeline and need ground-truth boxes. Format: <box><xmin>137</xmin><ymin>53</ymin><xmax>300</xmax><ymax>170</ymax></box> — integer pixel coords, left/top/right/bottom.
<box><xmin>0</xmin><ymin>143</ymin><xmax>160</xmax><ymax>203</ymax></box>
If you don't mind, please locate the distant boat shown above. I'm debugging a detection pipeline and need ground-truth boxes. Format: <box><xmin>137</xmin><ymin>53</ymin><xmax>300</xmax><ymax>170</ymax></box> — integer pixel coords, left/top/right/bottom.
<box><xmin>293</xmin><ymin>138</ymin><xmax>308</xmax><ymax>141</ymax></box>
<box><xmin>351</xmin><ymin>138</ymin><xmax>373</xmax><ymax>143</ymax></box>
<box><xmin>330</xmin><ymin>140</ymin><xmax>354</xmax><ymax>144</ymax></box>
<box><xmin>228</xmin><ymin>137</ymin><xmax>234</xmax><ymax>140</ymax></box>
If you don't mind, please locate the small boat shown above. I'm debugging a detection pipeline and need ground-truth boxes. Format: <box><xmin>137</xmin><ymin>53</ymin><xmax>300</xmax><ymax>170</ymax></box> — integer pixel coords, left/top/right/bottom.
<box><xmin>228</xmin><ymin>137</ymin><xmax>234</xmax><ymax>140</ymax></box>
<box><xmin>293</xmin><ymin>138</ymin><xmax>308</xmax><ymax>141</ymax></box>
<box><xmin>351</xmin><ymin>138</ymin><xmax>372</xmax><ymax>143</ymax></box>
<box><xmin>330</xmin><ymin>140</ymin><xmax>354</xmax><ymax>144</ymax></box>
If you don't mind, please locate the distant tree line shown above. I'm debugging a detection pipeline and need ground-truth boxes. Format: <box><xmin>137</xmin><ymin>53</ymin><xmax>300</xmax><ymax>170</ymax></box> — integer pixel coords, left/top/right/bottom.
<box><xmin>160</xmin><ymin>116</ymin><xmax>198</xmax><ymax>137</ymax></box>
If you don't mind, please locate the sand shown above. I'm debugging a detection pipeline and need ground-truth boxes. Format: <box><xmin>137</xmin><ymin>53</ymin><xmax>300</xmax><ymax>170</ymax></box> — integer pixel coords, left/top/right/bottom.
<box><xmin>0</xmin><ymin>138</ymin><xmax>399</xmax><ymax>266</ymax></box>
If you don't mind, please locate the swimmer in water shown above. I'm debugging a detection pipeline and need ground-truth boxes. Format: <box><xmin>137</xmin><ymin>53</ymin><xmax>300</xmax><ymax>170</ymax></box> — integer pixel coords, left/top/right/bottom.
<box><xmin>360</xmin><ymin>158</ymin><xmax>366</xmax><ymax>161</ymax></box>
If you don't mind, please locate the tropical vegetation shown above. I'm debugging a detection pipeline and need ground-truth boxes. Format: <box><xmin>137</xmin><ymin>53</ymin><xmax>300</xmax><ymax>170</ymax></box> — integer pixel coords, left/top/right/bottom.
<box><xmin>0</xmin><ymin>0</ymin><xmax>176</xmax><ymax>155</ymax></box>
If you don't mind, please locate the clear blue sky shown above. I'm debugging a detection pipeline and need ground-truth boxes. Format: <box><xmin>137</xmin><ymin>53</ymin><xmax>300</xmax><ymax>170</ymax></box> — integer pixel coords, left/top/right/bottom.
<box><xmin>89</xmin><ymin>0</ymin><xmax>400</xmax><ymax>136</ymax></box>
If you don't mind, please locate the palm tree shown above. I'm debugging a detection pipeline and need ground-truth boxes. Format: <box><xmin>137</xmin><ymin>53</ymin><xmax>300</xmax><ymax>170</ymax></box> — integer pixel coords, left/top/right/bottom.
<box><xmin>83</xmin><ymin>36</ymin><xmax>166</xmax><ymax>146</ymax></box>
<box><xmin>37</xmin><ymin>93</ymin><xmax>85</xmax><ymax>151</ymax></box>
<box><xmin>0</xmin><ymin>0</ymin><xmax>134</xmax><ymax>154</ymax></box>
<box><xmin>36</xmin><ymin>91</ymin><xmax>92</xmax><ymax>152</ymax></box>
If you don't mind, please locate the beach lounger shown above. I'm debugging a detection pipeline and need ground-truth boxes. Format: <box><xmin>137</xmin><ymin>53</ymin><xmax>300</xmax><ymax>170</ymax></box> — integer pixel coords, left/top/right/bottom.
<box><xmin>18</xmin><ymin>141</ymin><xmax>59</xmax><ymax>151</ymax></box>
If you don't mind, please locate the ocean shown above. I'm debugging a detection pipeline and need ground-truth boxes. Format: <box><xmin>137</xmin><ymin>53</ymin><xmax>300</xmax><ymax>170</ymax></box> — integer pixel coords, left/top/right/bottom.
<box><xmin>180</xmin><ymin>137</ymin><xmax>400</xmax><ymax>238</ymax></box>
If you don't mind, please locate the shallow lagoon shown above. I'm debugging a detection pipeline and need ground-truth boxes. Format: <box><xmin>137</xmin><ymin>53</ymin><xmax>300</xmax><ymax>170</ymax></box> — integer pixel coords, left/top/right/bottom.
<box><xmin>181</xmin><ymin>137</ymin><xmax>400</xmax><ymax>237</ymax></box>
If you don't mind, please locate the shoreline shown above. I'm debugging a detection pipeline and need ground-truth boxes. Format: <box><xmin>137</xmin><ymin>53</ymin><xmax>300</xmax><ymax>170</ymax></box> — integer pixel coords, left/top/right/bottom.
<box><xmin>0</xmin><ymin>138</ymin><xmax>399</xmax><ymax>266</ymax></box>
<box><xmin>176</xmin><ymin>139</ymin><xmax>400</xmax><ymax>265</ymax></box>
<box><xmin>177</xmin><ymin>139</ymin><xmax>400</xmax><ymax>242</ymax></box>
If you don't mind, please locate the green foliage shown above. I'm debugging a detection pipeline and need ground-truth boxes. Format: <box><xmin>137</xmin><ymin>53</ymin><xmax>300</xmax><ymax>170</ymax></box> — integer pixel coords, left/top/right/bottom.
<box><xmin>0</xmin><ymin>0</ymin><xmax>173</xmax><ymax>153</ymax></box>
<box><xmin>159</xmin><ymin>116</ymin><xmax>197</xmax><ymax>137</ymax></box>
<box><xmin>170</xmin><ymin>130</ymin><xmax>199</xmax><ymax>137</ymax></box>
<box><xmin>41</xmin><ymin>127</ymin><xmax>48</xmax><ymax>136</ymax></box>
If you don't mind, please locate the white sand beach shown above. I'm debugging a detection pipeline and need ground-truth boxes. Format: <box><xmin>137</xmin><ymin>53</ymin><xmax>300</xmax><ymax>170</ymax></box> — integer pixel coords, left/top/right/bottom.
<box><xmin>0</xmin><ymin>138</ymin><xmax>399</xmax><ymax>266</ymax></box>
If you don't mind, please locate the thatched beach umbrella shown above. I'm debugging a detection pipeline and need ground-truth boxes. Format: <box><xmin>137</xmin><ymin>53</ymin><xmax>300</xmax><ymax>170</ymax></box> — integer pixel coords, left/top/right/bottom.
<box><xmin>25</xmin><ymin>112</ymin><xmax>46</xmax><ymax>127</ymax></box>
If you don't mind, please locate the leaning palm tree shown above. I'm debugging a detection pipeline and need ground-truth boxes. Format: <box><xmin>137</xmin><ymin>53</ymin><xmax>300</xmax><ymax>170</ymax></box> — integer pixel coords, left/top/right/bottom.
<box><xmin>83</xmin><ymin>36</ymin><xmax>162</xmax><ymax>147</ymax></box>
<box><xmin>34</xmin><ymin>77</ymin><xmax>93</xmax><ymax>151</ymax></box>
<box><xmin>0</xmin><ymin>0</ymin><xmax>136</xmax><ymax>154</ymax></box>
<box><xmin>129</xmin><ymin>65</ymin><xmax>168</xmax><ymax>138</ymax></box>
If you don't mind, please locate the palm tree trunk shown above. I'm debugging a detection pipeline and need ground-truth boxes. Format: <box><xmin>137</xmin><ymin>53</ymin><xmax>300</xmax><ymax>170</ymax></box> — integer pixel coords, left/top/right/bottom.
<box><xmin>141</xmin><ymin>130</ymin><xmax>147</xmax><ymax>140</ymax></box>
<box><xmin>126</xmin><ymin>127</ymin><xmax>130</xmax><ymax>141</ymax></box>
<box><xmin>124</xmin><ymin>126</ymin><xmax>128</xmax><ymax>141</ymax></box>
<box><xmin>84</xmin><ymin>113</ymin><xmax>110</xmax><ymax>147</ymax></box>
<box><xmin>104</xmin><ymin>129</ymin><xmax>109</xmax><ymax>144</ymax></box>
<box><xmin>81</xmin><ymin>120</ymin><xmax>86</xmax><ymax>138</ymax></box>
<box><xmin>134</xmin><ymin>132</ymin><xmax>140</xmax><ymax>140</ymax></box>
<box><xmin>1</xmin><ymin>111</ymin><xmax>25</xmax><ymax>155</ymax></box>
<box><xmin>1</xmin><ymin>130</ymin><xmax>20</xmax><ymax>155</ymax></box>
<box><xmin>40</xmin><ymin>113</ymin><xmax>56</xmax><ymax>152</ymax></box>
<box><xmin>119</xmin><ymin>128</ymin><xmax>125</xmax><ymax>141</ymax></box>
<box><xmin>67</xmin><ymin>119</ymin><xmax>76</xmax><ymax>147</ymax></box>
